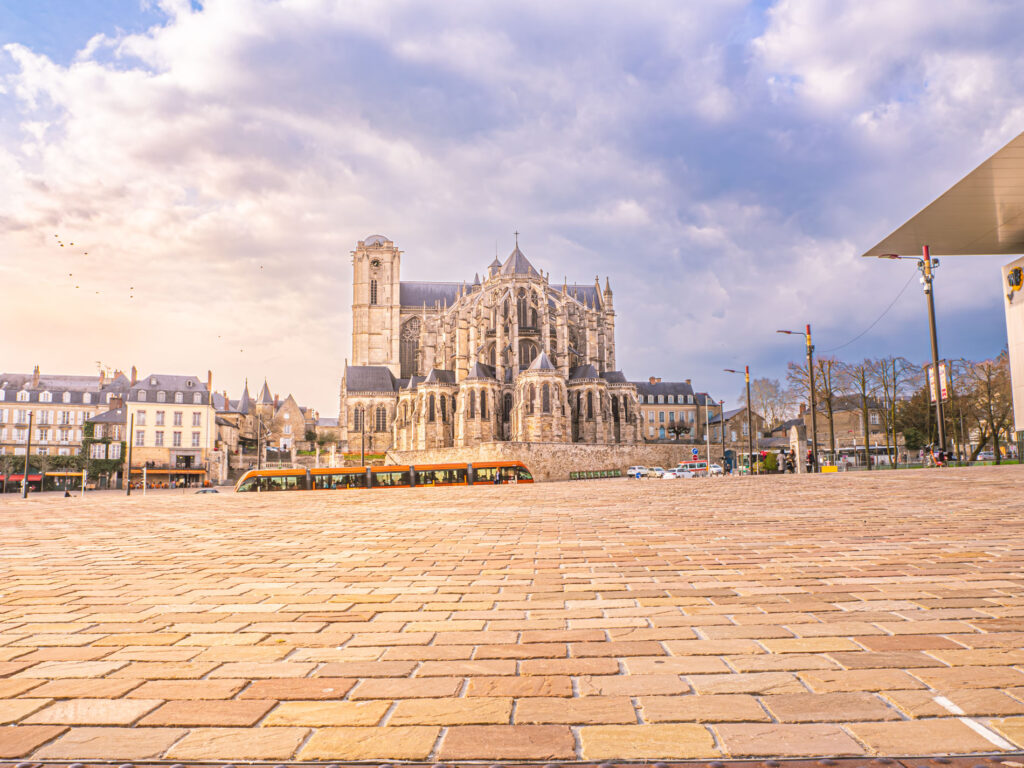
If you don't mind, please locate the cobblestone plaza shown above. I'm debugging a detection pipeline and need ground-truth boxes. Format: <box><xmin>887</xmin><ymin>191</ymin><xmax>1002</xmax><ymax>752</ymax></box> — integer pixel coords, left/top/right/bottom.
<box><xmin>1</xmin><ymin>468</ymin><xmax>1023</xmax><ymax>760</ymax></box>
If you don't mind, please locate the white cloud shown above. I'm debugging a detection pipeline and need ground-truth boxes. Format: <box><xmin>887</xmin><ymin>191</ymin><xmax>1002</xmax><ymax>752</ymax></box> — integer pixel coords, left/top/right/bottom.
<box><xmin>0</xmin><ymin>0</ymin><xmax>1019</xmax><ymax>411</ymax></box>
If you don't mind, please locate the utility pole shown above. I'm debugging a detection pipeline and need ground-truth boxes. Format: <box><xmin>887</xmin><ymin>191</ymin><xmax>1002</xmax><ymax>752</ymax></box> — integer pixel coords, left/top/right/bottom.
<box><xmin>922</xmin><ymin>247</ymin><xmax>946</xmax><ymax>453</ymax></box>
<box><xmin>704</xmin><ymin>396</ymin><xmax>711</xmax><ymax>473</ymax></box>
<box><xmin>878</xmin><ymin>248</ymin><xmax>945</xmax><ymax>453</ymax></box>
<box><xmin>360</xmin><ymin>408</ymin><xmax>366</xmax><ymax>466</ymax></box>
<box><xmin>777</xmin><ymin>325</ymin><xmax>818</xmax><ymax>472</ymax></box>
<box><xmin>719</xmin><ymin>399</ymin><xmax>726</xmax><ymax>473</ymax></box>
<box><xmin>21</xmin><ymin>412</ymin><xmax>33</xmax><ymax>498</ymax></box>
<box><xmin>125</xmin><ymin>412</ymin><xmax>135</xmax><ymax>496</ymax></box>
<box><xmin>256</xmin><ymin>413</ymin><xmax>263</xmax><ymax>470</ymax></box>
<box><xmin>746</xmin><ymin>366</ymin><xmax>754</xmax><ymax>474</ymax></box>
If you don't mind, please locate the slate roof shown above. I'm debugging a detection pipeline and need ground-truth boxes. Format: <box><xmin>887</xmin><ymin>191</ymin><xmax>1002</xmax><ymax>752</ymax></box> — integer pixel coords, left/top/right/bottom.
<box><xmin>258</xmin><ymin>380</ymin><xmax>273</xmax><ymax>404</ymax></box>
<box><xmin>345</xmin><ymin>366</ymin><xmax>398</xmax><ymax>393</ymax></box>
<box><xmin>0</xmin><ymin>372</ymin><xmax>130</xmax><ymax>404</ymax></box>
<box><xmin>129</xmin><ymin>374</ymin><xmax>210</xmax><ymax>404</ymax></box>
<box><xmin>237</xmin><ymin>382</ymin><xmax>253</xmax><ymax>414</ymax></box>
<box><xmin>317</xmin><ymin>417</ymin><xmax>339</xmax><ymax>428</ymax></box>
<box><xmin>566</xmin><ymin>284</ymin><xmax>601</xmax><ymax>309</ymax></box>
<box><xmin>423</xmin><ymin>368</ymin><xmax>456</xmax><ymax>385</ymax></box>
<box><xmin>631</xmin><ymin>379</ymin><xmax>696</xmax><ymax>398</ymax></box>
<box><xmin>527</xmin><ymin>352</ymin><xmax>556</xmax><ymax>371</ymax></box>
<box><xmin>770</xmin><ymin>416</ymin><xmax>805</xmax><ymax>435</ymax></box>
<box><xmin>708</xmin><ymin>407</ymin><xmax>747</xmax><ymax>425</ymax></box>
<box><xmin>601</xmin><ymin>371</ymin><xmax>628</xmax><ymax>384</ymax></box>
<box><xmin>400</xmin><ymin>281</ymin><xmax>461</xmax><ymax>307</ymax></box>
<box><xmin>569</xmin><ymin>364</ymin><xmax>599</xmax><ymax>381</ymax></box>
<box><xmin>500</xmin><ymin>246</ymin><xmax>540</xmax><ymax>277</ymax></box>
<box><xmin>89</xmin><ymin>408</ymin><xmax>126</xmax><ymax>424</ymax></box>
<box><xmin>466</xmin><ymin>362</ymin><xmax>497</xmax><ymax>380</ymax></box>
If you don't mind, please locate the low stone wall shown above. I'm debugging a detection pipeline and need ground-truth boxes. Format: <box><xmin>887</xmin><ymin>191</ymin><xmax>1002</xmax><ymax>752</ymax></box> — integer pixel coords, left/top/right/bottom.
<box><xmin>386</xmin><ymin>442</ymin><xmax>702</xmax><ymax>482</ymax></box>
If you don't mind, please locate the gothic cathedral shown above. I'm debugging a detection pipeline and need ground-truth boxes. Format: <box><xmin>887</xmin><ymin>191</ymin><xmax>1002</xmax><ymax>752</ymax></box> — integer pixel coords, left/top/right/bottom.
<box><xmin>338</xmin><ymin>234</ymin><xmax>642</xmax><ymax>452</ymax></box>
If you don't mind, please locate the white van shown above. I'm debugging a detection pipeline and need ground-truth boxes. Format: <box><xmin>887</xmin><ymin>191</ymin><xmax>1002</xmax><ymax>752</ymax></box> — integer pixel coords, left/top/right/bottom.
<box><xmin>676</xmin><ymin>460</ymin><xmax>708</xmax><ymax>477</ymax></box>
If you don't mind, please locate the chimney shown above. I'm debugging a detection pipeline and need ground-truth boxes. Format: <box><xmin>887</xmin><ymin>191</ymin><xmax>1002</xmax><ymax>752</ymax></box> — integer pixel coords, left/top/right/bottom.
<box><xmin>685</xmin><ymin>378</ymin><xmax>691</xmax><ymax>386</ymax></box>
<box><xmin>649</xmin><ymin>376</ymin><xmax>661</xmax><ymax>385</ymax></box>
<box><xmin>130</xmin><ymin>366</ymin><xmax>138</xmax><ymax>385</ymax></box>
<box><xmin>99</xmin><ymin>369</ymin><xmax>106</xmax><ymax>387</ymax></box>
<box><xmin>32</xmin><ymin>365</ymin><xmax>40</xmax><ymax>388</ymax></box>
<box><xmin>799</xmin><ymin>403</ymin><xmax>806</xmax><ymax>416</ymax></box>
<box><xmin>207</xmin><ymin>369</ymin><xmax>213</xmax><ymax>393</ymax></box>
<box><xmin>274</xmin><ymin>393</ymin><xmax>279</xmax><ymax>408</ymax></box>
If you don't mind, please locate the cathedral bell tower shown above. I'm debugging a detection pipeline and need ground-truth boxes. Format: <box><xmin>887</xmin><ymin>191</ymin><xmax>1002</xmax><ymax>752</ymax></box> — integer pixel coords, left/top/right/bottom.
<box><xmin>351</xmin><ymin>235</ymin><xmax>402</xmax><ymax>376</ymax></box>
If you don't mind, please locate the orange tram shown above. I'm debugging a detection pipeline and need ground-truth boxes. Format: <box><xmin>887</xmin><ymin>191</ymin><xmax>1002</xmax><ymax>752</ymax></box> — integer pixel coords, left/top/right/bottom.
<box><xmin>234</xmin><ymin>461</ymin><xmax>533</xmax><ymax>492</ymax></box>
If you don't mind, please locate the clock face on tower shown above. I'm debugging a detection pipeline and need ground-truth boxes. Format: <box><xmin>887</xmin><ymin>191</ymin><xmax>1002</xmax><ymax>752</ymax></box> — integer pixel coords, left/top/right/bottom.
<box><xmin>370</xmin><ymin>258</ymin><xmax>381</xmax><ymax>268</ymax></box>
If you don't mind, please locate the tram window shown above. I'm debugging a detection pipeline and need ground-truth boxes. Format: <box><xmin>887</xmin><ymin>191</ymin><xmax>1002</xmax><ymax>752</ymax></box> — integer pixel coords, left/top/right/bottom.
<box><xmin>371</xmin><ymin>470</ymin><xmax>410</xmax><ymax>488</ymax></box>
<box><xmin>417</xmin><ymin>468</ymin><xmax>466</xmax><ymax>485</ymax></box>
<box><xmin>473</xmin><ymin>466</ymin><xmax>497</xmax><ymax>483</ymax></box>
<box><xmin>237</xmin><ymin>477</ymin><xmax>258</xmax><ymax>492</ymax></box>
<box><xmin>515</xmin><ymin>466</ymin><xmax>533</xmax><ymax>481</ymax></box>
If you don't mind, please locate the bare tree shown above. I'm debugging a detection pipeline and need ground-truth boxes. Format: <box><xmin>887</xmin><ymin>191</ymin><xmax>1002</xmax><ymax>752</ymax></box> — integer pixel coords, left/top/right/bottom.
<box><xmin>870</xmin><ymin>356</ymin><xmax>919</xmax><ymax>465</ymax></box>
<box><xmin>787</xmin><ymin>357</ymin><xmax>842</xmax><ymax>464</ymax></box>
<box><xmin>737</xmin><ymin>377</ymin><xmax>792</xmax><ymax>430</ymax></box>
<box><xmin>840</xmin><ymin>360</ymin><xmax>879</xmax><ymax>470</ymax></box>
<box><xmin>963</xmin><ymin>352</ymin><xmax>1012</xmax><ymax>463</ymax></box>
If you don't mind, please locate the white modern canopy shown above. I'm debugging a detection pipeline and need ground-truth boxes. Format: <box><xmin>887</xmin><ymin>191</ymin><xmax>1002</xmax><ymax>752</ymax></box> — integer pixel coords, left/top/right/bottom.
<box><xmin>861</xmin><ymin>130</ymin><xmax>1024</xmax><ymax>257</ymax></box>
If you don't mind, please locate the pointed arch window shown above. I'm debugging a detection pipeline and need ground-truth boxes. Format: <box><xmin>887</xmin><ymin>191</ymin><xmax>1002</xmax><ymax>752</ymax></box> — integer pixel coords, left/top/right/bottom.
<box><xmin>542</xmin><ymin>383</ymin><xmax>551</xmax><ymax>413</ymax></box>
<box><xmin>469</xmin><ymin>390</ymin><xmax>476</xmax><ymax>419</ymax></box>
<box><xmin>440</xmin><ymin>394</ymin><xmax>448</xmax><ymax>422</ymax></box>
<box><xmin>352</xmin><ymin>406</ymin><xmax>364</xmax><ymax>431</ymax></box>
<box><xmin>428</xmin><ymin>394</ymin><xmax>436</xmax><ymax>422</ymax></box>
<box><xmin>370</xmin><ymin>279</ymin><xmax>378</xmax><ymax>305</ymax></box>
<box><xmin>528</xmin><ymin>384</ymin><xmax>535</xmax><ymax>415</ymax></box>
<box><xmin>587</xmin><ymin>391</ymin><xmax>594</xmax><ymax>419</ymax></box>
<box><xmin>375</xmin><ymin>405</ymin><xmax>387</xmax><ymax>432</ymax></box>
<box><xmin>400</xmin><ymin>318</ymin><xmax>420</xmax><ymax>378</ymax></box>
<box><xmin>480</xmin><ymin>390</ymin><xmax>488</xmax><ymax>420</ymax></box>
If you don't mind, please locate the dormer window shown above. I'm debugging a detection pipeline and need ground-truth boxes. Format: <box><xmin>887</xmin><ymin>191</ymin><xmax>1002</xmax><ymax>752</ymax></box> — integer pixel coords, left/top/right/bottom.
<box><xmin>16</xmin><ymin>391</ymin><xmax>29</xmax><ymax>402</ymax></box>
<box><xmin>40</xmin><ymin>391</ymin><xmax>52</xmax><ymax>403</ymax></box>
<box><xmin>138</xmin><ymin>390</ymin><xmax>147</xmax><ymax>402</ymax></box>
<box><xmin>157</xmin><ymin>391</ymin><xmax>166</xmax><ymax>403</ymax></box>
<box><xmin>150</xmin><ymin>377</ymin><xmax>158</xmax><ymax>386</ymax></box>
<box><xmin>175</xmin><ymin>391</ymin><xmax>183</xmax><ymax>404</ymax></box>
<box><xmin>83</xmin><ymin>393</ymin><xmax>92</xmax><ymax>404</ymax></box>
<box><xmin>186</xmin><ymin>380</ymin><xmax>194</xmax><ymax>388</ymax></box>
<box><xmin>193</xmin><ymin>393</ymin><xmax>201</xmax><ymax>404</ymax></box>
<box><xmin>62</xmin><ymin>391</ymin><xmax>71</xmax><ymax>403</ymax></box>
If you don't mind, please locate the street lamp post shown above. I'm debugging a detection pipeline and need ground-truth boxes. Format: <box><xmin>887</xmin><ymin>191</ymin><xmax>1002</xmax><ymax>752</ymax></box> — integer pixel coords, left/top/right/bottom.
<box><xmin>719</xmin><ymin>399</ymin><xmax>726</xmax><ymax>472</ymax></box>
<box><xmin>777</xmin><ymin>325</ymin><xmax>819</xmax><ymax>473</ymax></box>
<box><xmin>878</xmin><ymin>248</ymin><xmax>946</xmax><ymax>452</ymax></box>
<box><xmin>724</xmin><ymin>366</ymin><xmax>755</xmax><ymax>475</ymax></box>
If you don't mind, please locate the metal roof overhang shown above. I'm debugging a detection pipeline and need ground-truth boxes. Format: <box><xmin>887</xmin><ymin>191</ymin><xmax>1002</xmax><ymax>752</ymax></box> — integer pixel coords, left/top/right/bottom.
<box><xmin>861</xmin><ymin>130</ymin><xmax>1024</xmax><ymax>257</ymax></box>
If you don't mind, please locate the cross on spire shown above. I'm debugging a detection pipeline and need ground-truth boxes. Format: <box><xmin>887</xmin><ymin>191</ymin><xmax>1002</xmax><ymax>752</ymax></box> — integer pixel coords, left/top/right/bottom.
<box><xmin>514</xmin><ymin>230</ymin><xmax>519</xmax><ymax>248</ymax></box>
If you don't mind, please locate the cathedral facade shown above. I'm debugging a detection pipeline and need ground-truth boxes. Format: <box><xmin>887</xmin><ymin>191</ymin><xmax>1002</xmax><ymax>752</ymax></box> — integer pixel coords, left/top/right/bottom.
<box><xmin>338</xmin><ymin>234</ymin><xmax>642</xmax><ymax>453</ymax></box>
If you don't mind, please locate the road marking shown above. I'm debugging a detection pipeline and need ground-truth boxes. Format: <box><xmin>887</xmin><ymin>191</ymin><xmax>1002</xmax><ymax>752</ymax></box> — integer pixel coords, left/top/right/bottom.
<box><xmin>933</xmin><ymin>695</ymin><xmax>1014</xmax><ymax>750</ymax></box>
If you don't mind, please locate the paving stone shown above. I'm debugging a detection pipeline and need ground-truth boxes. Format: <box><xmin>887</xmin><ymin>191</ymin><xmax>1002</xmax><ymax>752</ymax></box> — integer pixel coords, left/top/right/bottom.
<box><xmin>165</xmin><ymin>726</ymin><xmax>308</xmax><ymax>759</ymax></box>
<box><xmin>349</xmin><ymin>676</ymin><xmax>462</xmax><ymax>699</ymax></box>
<box><xmin>624</xmin><ymin>655</ymin><xmax>729</xmax><ymax>674</ymax></box>
<box><xmin>0</xmin><ymin>699</ymin><xmax>50</xmax><ymax>724</ymax></box>
<box><xmin>125</xmin><ymin>679</ymin><xmax>246</xmax><ymax>699</ymax></box>
<box><xmin>640</xmin><ymin>693</ymin><xmax>770</xmax><ymax>722</ymax></box>
<box><xmin>759</xmin><ymin>692</ymin><xmax>900</xmax><ymax>722</ymax></box>
<box><xmin>989</xmin><ymin>717</ymin><xmax>1024</xmax><ymax>747</ymax></box>
<box><xmin>688</xmin><ymin>671</ymin><xmax>805</xmax><ymax>694</ymax></box>
<box><xmin>24</xmin><ymin>698</ymin><xmax>161</xmax><ymax>725</ymax></box>
<box><xmin>0</xmin><ymin>725</ymin><xmax>68</xmax><ymax>758</ymax></box>
<box><xmin>415</xmin><ymin>659</ymin><xmax>516</xmax><ymax>676</ymax></box>
<box><xmin>579</xmin><ymin>723</ymin><xmax>719</xmax><ymax>758</ymax></box>
<box><xmin>846</xmin><ymin>719</ymin><xmax>1005</xmax><ymax>753</ymax></box>
<box><xmin>882</xmin><ymin>688</ymin><xmax>1024</xmax><ymax>717</ymax></box>
<box><xmin>912</xmin><ymin>665</ymin><xmax>1024</xmax><ymax>689</ymax></box>
<box><xmin>799</xmin><ymin>668</ymin><xmax>927</xmax><ymax>692</ymax></box>
<box><xmin>139</xmin><ymin>698</ymin><xmax>274</xmax><ymax>726</ymax></box>
<box><xmin>516</xmin><ymin>695</ymin><xmax>636</xmax><ymax>724</ymax></box>
<box><xmin>714</xmin><ymin>722</ymin><xmax>866</xmax><ymax>756</ymax></box>
<box><xmin>239</xmin><ymin>677</ymin><xmax>356</xmax><ymax>699</ymax></box>
<box><xmin>466</xmin><ymin>675</ymin><xmax>572</xmax><ymax>696</ymax></box>
<box><xmin>299</xmin><ymin>725</ymin><xmax>439</xmax><ymax>759</ymax></box>
<box><xmin>264</xmin><ymin>700</ymin><xmax>391</xmax><ymax>726</ymax></box>
<box><xmin>316</xmin><ymin>660</ymin><xmax>417</xmax><ymax>677</ymax></box>
<box><xmin>390</xmin><ymin>696</ymin><xmax>512</xmax><ymax>725</ymax></box>
<box><xmin>34</xmin><ymin>726</ymin><xmax>186</xmax><ymax>758</ymax></box>
<box><xmin>576</xmin><ymin>673</ymin><xmax>689</xmax><ymax>695</ymax></box>
<box><xmin>438</xmin><ymin>724</ymin><xmax>575</xmax><ymax>759</ymax></box>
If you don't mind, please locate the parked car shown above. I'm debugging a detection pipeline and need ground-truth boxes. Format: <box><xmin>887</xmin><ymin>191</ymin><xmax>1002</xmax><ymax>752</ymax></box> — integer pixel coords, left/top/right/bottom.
<box><xmin>647</xmin><ymin>466</ymin><xmax>666</xmax><ymax>478</ymax></box>
<box><xmin>627</xmin><ymin>466</ymin><xmax>649</xmax><ymax>478</ymax></box>
<box><xmin>195</xmin><ymin>488</ymin><xmax>219</xmax><ymax>494</ymax></box>
<box><xmin>661</xmin><ymin>468</ymin><xmax>682</xmax><ymax>479</ymax></box>
<box><xmin>977</xmin><ymin>451</ymin><xmax>996</xmax><ymax>461</ymax></box>
<box><xmin>709</xmin><ymin>463</ymin><xmax>724</xmax><ymax>475</ymax></box>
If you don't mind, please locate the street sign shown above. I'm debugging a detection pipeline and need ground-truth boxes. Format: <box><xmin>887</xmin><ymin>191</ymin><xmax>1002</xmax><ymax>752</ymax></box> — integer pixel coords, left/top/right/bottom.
<box><xmin>691</xmin><ymin>448</ymin><xmax>699</xmax><ymax>457</ymax></box>
<box><xmin>926</xmin><ymin>361</ymin><xmax>951</xmax><ymax>403</ymax></box>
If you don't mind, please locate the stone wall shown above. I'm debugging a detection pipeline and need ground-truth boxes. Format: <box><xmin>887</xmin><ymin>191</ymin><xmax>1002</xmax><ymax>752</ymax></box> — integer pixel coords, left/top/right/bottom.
<box><xmin>386</xmin><ymin>441</ymin><xmax>702</xmax><ymax>482</ymax></box>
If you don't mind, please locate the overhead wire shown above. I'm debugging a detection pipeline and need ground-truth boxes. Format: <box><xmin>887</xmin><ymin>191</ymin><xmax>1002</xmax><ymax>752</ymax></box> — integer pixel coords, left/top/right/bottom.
<box><xmin>819</xmin><ymin>269</ymin><xmax>918</xmax><ymax>354</ymax></box>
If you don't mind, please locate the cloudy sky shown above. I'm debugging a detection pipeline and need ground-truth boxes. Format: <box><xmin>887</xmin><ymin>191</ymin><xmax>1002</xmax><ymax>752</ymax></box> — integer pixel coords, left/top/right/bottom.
<box><xmin>2</xmin><ymin>0</ymin><xmax>1022</xmax><ymax>414</ymax></box>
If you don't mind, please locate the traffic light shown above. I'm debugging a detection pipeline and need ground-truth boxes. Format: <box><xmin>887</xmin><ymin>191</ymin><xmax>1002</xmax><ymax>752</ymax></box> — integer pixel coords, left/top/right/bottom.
<box><xmin>1009</xmin><ymin>267</ymin><xmax>1023</xmax><ymax>291</ymax></box>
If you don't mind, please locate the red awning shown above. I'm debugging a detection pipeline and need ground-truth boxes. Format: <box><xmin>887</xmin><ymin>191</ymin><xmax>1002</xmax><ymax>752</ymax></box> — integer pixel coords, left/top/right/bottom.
<box><xmin>6</xmin><ymin>475</ymin><xmax>42</xmax><ymax>481</ymax></box>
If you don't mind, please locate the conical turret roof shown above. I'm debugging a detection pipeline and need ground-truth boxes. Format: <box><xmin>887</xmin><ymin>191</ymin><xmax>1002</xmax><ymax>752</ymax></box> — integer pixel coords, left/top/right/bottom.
<box><xmin>259</xmin><ymin>379</ymin><xmax>273</xmax><ymax>404</ymax></box>
<box><xmin>237</xmin><ymin>380</ymin><xmax>253</xmax><ymax>414</ymax></box>
<box><xmin>527</xmin><ymin>351</ymin><xmax>556</xmax><ymax>371</ymax></box>
<box><xmin>500</xmin><ymin>245</ymin><xmax>539</xmax><ymax>277</ymax></box>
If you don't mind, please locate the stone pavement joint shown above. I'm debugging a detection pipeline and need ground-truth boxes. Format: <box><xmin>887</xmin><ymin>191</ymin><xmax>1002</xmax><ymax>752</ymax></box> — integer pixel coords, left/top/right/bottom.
<box><xmin>2</xmin><ymin>467</ymin><xmax>1024</xmax><ymax>760</ymax></box>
